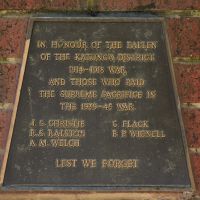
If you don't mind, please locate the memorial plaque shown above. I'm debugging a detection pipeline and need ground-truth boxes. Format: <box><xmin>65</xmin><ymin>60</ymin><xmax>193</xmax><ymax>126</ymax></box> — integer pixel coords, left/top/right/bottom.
<box><xmin>1</xmin><ymin>17</ymin><xmax>193</xmax><ymax>190</ymax></box>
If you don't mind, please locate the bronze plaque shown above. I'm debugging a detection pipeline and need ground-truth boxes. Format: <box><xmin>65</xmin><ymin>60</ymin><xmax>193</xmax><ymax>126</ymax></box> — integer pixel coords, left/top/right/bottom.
<box><xmin>1</xmin><ymin>17</ymin><xmax>193</xmax><ymax>190</ymax></box>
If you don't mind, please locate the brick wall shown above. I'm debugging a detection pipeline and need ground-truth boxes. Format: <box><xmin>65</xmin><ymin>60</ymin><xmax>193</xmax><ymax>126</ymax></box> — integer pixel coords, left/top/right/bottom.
<box><xmin>0</xmin><ymin>0</ymin><xmax>199</xmax><ymax>199</ymax></box>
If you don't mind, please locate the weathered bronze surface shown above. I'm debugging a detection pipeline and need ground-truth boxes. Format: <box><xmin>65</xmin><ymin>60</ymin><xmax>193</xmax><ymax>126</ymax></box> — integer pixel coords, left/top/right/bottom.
<box><xmin>2</xmin><ymin>17</ymin><xmax>192</xmax><ymax>190</ymax></box>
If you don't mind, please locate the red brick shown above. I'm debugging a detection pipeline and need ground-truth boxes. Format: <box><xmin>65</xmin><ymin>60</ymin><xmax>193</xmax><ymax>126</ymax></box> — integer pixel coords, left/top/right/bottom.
<box><xmin>1</xmin><ymin>0</ymin><xmax>200</xmax><ymax>10</ymax></box>
<box><xmin>182</xmin><ymin>109</ymin><xmax>200</xmax><ymax>148</ymax></box>
<box><xmin>155</xmin><ymin>0</ymin><xmax>200</xmax><ymax>9</ymax></box>
<box><xmin>0</xmin><ymin>64</ymin><xmax>20</xmax><ymax>103</ymax></box>
<box><xmin>167</xmin><ymin>18</ymin><xmax>200</xmax><ymax>57</ymax></box>
<box><xmin>191</xmin><ymin>154</ymin><xmax>200</xmax><ymax>193</ymax></box>
<box><xmin>0</xmin><ymin>111</ymin><xmax>12</xmax><ymax>167</ymax></box>
<box><xmin>0</xmin><ymin>0</ymin><xmax>83</xmax><ymax>10</ymax></box>
<box><xmin>174</xmin><ymin>64</ymin><xmax>200</xmax><ymax>103</ymax></box>
<box><xmin>99</xmin><ymin>0</ymin><xmax>200</xmax><ymax>10</ymax></box>
<box><xmin>0</xmin><ymin>19</ymin><xmax>28</xmax><ymax>59</ymax></box>
<box><xmin>98</xmin><ymin>0</ymin><xmax>155</xmax><ymax>11</ymax></box>
<box><xmin>0</xmin><ymin>111</ymin><xmax>12</xmax><ymax>151</ymax></box>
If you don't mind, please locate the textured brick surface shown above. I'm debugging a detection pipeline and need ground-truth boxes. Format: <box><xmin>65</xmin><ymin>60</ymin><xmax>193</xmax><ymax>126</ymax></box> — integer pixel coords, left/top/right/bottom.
<box><xmin>0</xmin><ymin>111</ymin><xmax>12</xmax><ymax>148</ymax></box>
<box><xmin>191</xmin><ymin>154</ymin><xmax>200</xmax><ymax>193</ymax></box>
<box><xmin>0</xmin><ymin>0</ymin><xmax>200</xmax><ymax>10</ymax></box>
<box><xmin>0</xmin><ymin>111</ymin><xmax>12</xmax><ymax>166</ymax></box>
<box><xmin>0</xmin><ymin>0</ymin><xmax>83</xmax><ymax>10</ymax></box>
<box><xmin>182</xmin><ymin>109</ymin><xmax>200</xmax><ymax>148</ymax></box>
<box><xmin>167</xmin><ymin>18</ymin><xmax>200</xmax><ymax>57</ymax></box>
<box><xmin>98</xmin><ymin>0</ymin><xmax>200</xmax><ymax>10</ymax></box>
<box><xmin>0</xmin><ymin>64</ymin><xmax>20</xmax><ymax>103</ymax></box>
<box><xmin>174</xmin><ymin>64</ymin><xmax>200</xmax><ymax>103</ymax></box>
<box><xmin>0</xmin><ymin>19</ymin><xmax>28</xmax><ymax>59</ymax></box>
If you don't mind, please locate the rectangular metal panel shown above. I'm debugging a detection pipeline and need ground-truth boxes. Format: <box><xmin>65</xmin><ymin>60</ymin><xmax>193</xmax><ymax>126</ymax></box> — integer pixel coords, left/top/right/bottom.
<box><xmin>1</xmin><ymin>17</ymin><xmax>193</xmax><ymax>191</ymax></box>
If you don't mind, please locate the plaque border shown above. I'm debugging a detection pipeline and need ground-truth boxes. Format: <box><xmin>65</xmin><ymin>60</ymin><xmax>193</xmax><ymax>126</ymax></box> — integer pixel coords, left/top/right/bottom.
<box><xmin>0</xmin><ymin>17</ymin><xmax>195</xmax><ymax>192</ymax></box>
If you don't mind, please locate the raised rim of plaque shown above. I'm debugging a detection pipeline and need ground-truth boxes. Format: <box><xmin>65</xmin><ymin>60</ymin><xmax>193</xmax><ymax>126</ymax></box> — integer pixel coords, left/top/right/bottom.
<box><xmin>0</xmin><ymin>16</ymin><xmax>195</xmax><ymax>192</ymax></box>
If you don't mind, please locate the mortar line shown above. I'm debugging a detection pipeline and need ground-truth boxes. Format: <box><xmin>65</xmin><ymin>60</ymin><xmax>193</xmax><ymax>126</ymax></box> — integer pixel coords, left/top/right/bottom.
<box><xmin>173</xmin><ymin>57</ymin><xmax>200</xmax><ymax>65</ymax></box>
<box><xmin>0</xmin><ymin>103</ymin><xmax>13</xmax><ymax>111</ymax></box>
<box><xmin>0</xmin><ymin>9</ymin><xmax>200</xmax><ymax>18</ymax></box>
<box><xmin>181</xmin><ymin>103</ymin><xmax>200</xmax><ymax>109</ymax></box>
<box><xmin>0</xmin><ymin>57</ymin><xmax>22</xmax><ymax>65</ymax></box>
<box><xmin>190</xmin><ymin>148</ymin><xmax>200</xmax><ymax>154</ymax></box>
